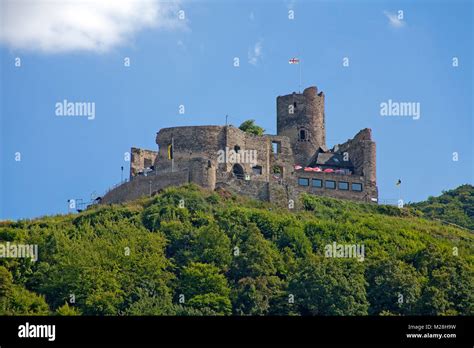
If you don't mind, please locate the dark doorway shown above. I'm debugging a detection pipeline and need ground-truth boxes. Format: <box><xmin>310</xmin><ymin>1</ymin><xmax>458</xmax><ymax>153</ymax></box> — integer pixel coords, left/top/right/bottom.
<box><xmin>232</xmin><ymin>163</ymin><xmax>244</xmax><ymax>179</ymax></box>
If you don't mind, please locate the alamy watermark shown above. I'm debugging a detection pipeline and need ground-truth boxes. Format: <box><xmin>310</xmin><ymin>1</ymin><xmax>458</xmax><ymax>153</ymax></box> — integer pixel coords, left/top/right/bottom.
<box><xmin>380</xmin><ymin>99</ymin><xmax>420</xmax><ymax>120</ymax></box>
<box><xmin>325</xmin><ymin>242</ymin><xmax>365</xmax><ymax>262</ymax></box>
<box><xmin>18</xmin><ymin>322</ymin><xmax>55</xmax><ymax>341</ymax></box>
<box><xmin>0</xmin><ymin>242</ymin><xmax>38</xmax><ymax>262</ymax></box>
<box><xmin>217</xmin><ymin>147</ymin><xmax>258</xmax><ymax>166</ymax></box>
<box><xmin>55</xmin><ymin>99</ymin><xmax>95</xmax><ymax>120</ymax></box>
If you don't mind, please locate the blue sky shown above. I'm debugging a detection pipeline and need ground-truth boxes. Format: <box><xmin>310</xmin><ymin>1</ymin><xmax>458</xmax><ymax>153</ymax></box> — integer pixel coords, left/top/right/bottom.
<box><xmin>1</xmin><ymin>0</ymin><xmax>472</xmax><ymax>219</ymax></box>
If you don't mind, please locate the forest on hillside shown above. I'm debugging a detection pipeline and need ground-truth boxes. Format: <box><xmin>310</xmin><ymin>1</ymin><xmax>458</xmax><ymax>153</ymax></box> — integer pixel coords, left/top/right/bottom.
<box><xmin>0</xmin><ymin>184</ymin><xmax>473</xmax><ymax>316</ymax></box>
<box><xmin>409</xmin><ymin>184</ymin><xmax>474</xmax><ymax>231</ymax></box>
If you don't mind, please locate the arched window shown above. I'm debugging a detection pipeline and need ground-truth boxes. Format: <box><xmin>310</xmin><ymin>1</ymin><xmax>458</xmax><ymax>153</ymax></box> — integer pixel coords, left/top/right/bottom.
<box><xmin>232</xmin><ymin>163</ymin><xmax>244</xmax><ymax>179</ymax></box>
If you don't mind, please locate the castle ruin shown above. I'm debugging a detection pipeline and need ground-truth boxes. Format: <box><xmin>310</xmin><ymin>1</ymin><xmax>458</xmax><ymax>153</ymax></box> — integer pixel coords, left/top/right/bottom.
<box><xmin>101</xmin><ymin>86</ymin><xmax>378</xmax><ymax>206</ymax></box>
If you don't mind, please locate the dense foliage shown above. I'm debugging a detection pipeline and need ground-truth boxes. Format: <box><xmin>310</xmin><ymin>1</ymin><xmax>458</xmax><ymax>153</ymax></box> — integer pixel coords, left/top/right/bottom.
<box><xmin>409</xmin><ymin>184</ymin><xmax>474</xmax><ymax>231</ymax></box>
<box><xmin>0</xmin><ymin>184</ymin><xmax>472</xmax><ymax>316</ymax></box>
<box><xmin>238</xmin><ymin>119</ymin><xmax>265</xmax><ymax>136</ymax></box>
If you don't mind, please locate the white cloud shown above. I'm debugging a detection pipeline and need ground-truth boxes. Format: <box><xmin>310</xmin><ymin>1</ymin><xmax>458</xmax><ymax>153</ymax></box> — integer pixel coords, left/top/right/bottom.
<box><xmin>383</xmin><ymin>10</ymin><xmax>405</xmax><ymax>28</ymax></box>
<box><xmin>0</xmin><ymin>0</ymin><xmax>185</xmax><ymax>53</ymax></box>
<box><xmin>248</xmin><ymin>40</ymin><xmax>263</xmax><ymax>66</ymax></box>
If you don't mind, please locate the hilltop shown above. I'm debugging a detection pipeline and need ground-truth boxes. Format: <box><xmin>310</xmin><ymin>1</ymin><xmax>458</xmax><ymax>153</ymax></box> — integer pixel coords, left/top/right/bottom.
<box><xmin>0</xmin><ymin>184</ymin><xmax>472</xmax><ymax>316</ymax></box>
<box><xmin>409</xmin><ymin>184</ymin><xmax>474</xmax><ymax>231</ymax></box>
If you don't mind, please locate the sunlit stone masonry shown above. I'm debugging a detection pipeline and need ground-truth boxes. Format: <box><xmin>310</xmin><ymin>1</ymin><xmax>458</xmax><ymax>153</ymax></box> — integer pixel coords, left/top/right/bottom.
<box><xmin>101</xmin><ymin>86</ymin><xmax>378</xmax><ymax>207</ymax></box>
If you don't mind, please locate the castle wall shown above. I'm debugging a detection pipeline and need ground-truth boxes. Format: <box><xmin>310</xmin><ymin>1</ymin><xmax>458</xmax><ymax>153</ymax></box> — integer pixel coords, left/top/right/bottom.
<box><xmin>215</xmin><ymin>177</ymin><xmax>270</xmax><ymax>201</ymax></box>
<box><xmin>155</xmin><ymin>126</ymin><xmax>226</xmax><ymax>173</ymax></box>
<box><xmin>101</xmin><ymin>170</ymin><xmax>189</xmax><ymax>204</ymax></box>
<box><xmin>130</xmin><ymin>147</ymin><xmax>158</xmax><ymax>178</ymax></box>
<box><xmin>267</xmin><ymin>135</ymin><xmax>294</xmax><ymax>180</ymax></box>
<box><xmin>154</xmin><ymin>125</ymin><xmax>296</xmax><ymax>185</ymax></box>
<box><xmin>335</xmin><ymin>128</ymin><xmax>376</xmax><ymax>183</ymax></box>
<box><xmin>99</xmin><ymin>85</ymin><xmax>378</xmax><ymax>207</ymax></box>
<box><xmin>268</xmin><ymin>181</ymin><xmax>291</xmax><ymax>207</ymax></box>
<box><xmin>188</xmin><ymin>158</ymin><xmax>216</xmax><ymax>190</ymax></box>
<box><xmin>224</xmin><ymin>126</ymin><xmax>271</xmax><ymax>181</ymax></box>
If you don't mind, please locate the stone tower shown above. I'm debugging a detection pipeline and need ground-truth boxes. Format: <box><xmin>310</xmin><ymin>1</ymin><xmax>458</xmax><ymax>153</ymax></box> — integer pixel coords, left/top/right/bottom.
<box><xmin>276</xmin><ymin>86</ymin><xmax>326</xmax><ymax>165</ymax></box>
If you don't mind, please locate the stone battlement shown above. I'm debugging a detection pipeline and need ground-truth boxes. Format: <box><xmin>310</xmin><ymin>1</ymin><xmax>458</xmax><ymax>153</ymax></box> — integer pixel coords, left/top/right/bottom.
<box><xmin>101</xmin><ymin>85</ymin><xmax>378</xmax><ymax>205</ymax></box>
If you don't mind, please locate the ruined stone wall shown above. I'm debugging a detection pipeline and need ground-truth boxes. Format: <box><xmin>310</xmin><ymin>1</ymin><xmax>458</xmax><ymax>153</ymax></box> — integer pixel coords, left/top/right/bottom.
<box><xmin>188</xmin><ymin>157</ymin><xmax>216</xmax><ymax>190</ymax></box>
<box><xmin>154</xmin><ymin>126</ymin><xmax>226</xmax><ymax>173</ymax></box>
<box><xmin>105</xmin><ymin>85</ymin><xmax>378</xmax><ymax>207</ymax></box>
<box><xmin>268</xmin><ymin>181</ymin><xmax>291</xmax><ymax>207</ymax></box>
<box><xmin>153</xmin><ymin>125</ymin><xmax>294</xmax><ymax>185</ymax></box>
<box><xmin>101</xmin><ymin>170</ymin><xmax>189</xmax><ymax>204</ymax></box>
<box><xmin>277</xmin><ymin>86</ymin><xmax>326</xmax><ymax>165</ymax></box>
<box><xmin>130</xmin><ymin>147</ymin><xmax>158</xmax><ymax>179</ymax></box>
<box><xmin>335</xmin><ymin>128</ymin><xmax>376</xmax><ymax>184</ymax></box>
<box><xmin>224</xmin><ymin>126</ymin><xmax>271</xmax><ymax>181</ymax></box>
<box><xmin>267</xmin><ymin>135</ymin><xmax>294</xmax><ymax>181</ymax></box>
<box><xmin>215</xmin><ymin>177</ymin><xmax>270</xmax><ymax>201</ymax></box>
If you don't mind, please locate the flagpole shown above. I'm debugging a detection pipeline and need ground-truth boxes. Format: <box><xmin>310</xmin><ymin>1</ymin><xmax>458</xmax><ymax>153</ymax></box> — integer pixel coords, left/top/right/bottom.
<box><xmin>289</xmin><ymin>57</ymin><xmax>301</xmax><ymax>92</ymax></box>
<box><xmin>299</xmin><ymin>59</ymin><xmax>302</xmax><ymax>93</ymax></box>
<box><xmin>397</xmin><ymin>179</ymin><xmax>402</xmax><ymax>207</ymax></box>
<box><xmin>399</xmin><ymin>182</ymin><xmax>402</xmax><ymax>206</ymax></box>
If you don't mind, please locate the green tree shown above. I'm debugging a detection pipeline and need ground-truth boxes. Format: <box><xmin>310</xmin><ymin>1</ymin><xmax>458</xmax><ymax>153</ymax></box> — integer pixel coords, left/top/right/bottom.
<box><xmin>278</xmin><ymin>226</ymin><xmax>312</xmax><ymax>258</ymax></box>
<box><xmin>366</xmin><ymin>259</ymin><xmax>424</xmax><ymax>315</ymax></box>
<box><xmin>192</xmin><ymin>224</ymin><xmax>232</xmax><ymax>270</ymax></box>
<box><xmin>32</xmin><ymin>217</ymin><xmax>173</xmax><ymax>315</ymax></box>
<box><xmin>409</xmin><ymin>184</ymin><xmax>474</xmax><ymax>230</ymax></box>
<box><xmin>179</xmin><ymin>262</ymin><xmax>231</xmax><ymax>315</ymax></box>
<box><xmin>0</xmin><ymin>266</ymin><xmax>13</xmax><ymax>314</ymax></box>
<box><xmin>0</xmin><ymin>266</ymin><xmax>13</xmax><ymax>298</ymax></box>
<box><xmin>230</xmin><ymin>223</ymin><xmax>281</xmax><ymax>279</ymax></box>
<box><xmin>238</xmin><ymin>120</ymin><xmax>265</xmax><ymax>136</ymax></box>
<box><xmin>289</xmin><ymin>256</ymin><xmax>369</xmax><ymax>315</ymax></box>
<box><xmin>125</xmin><ymin>289</ymin><xmax>174</xmax><ymax>315</ymax></box>
<box><xmin>55</xmin><ymin>302</ymin><xmax>81</xmax><ymax>316</ymax></box>
<box><xmin>187</xmin><ymin>293</ymin><xmax>231</xmax><ymax>314</ymax></box>
<box><xmin>231</xmin><ymin>276</ymin><xmax>284</xmax><ymax>315</ymax></box>
<box><xmin>412</xmin><ymin>246</ymin><xmax>474</xmax><ymax>315</ymax></box>
<box><xmin>3</xmin><ymin>286</ymin><xmax>50</xmax><ymax>315</ymax></box>
<box><xmin>1</xmin><ymin>183</ymin><xmax>473</xmax><ymax>317</ymax></box>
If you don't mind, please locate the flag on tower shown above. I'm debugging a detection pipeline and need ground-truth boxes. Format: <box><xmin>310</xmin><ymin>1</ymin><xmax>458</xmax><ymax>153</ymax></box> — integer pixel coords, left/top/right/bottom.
<box><xmin>167</xmin><ymin>144</ymin><xmax>173</xmax><ymax>160</ymax></box>
<box><xmin>289</xmin><ymin>57</ymin><xmax>300</xmax><ymax>64</ymax></box>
